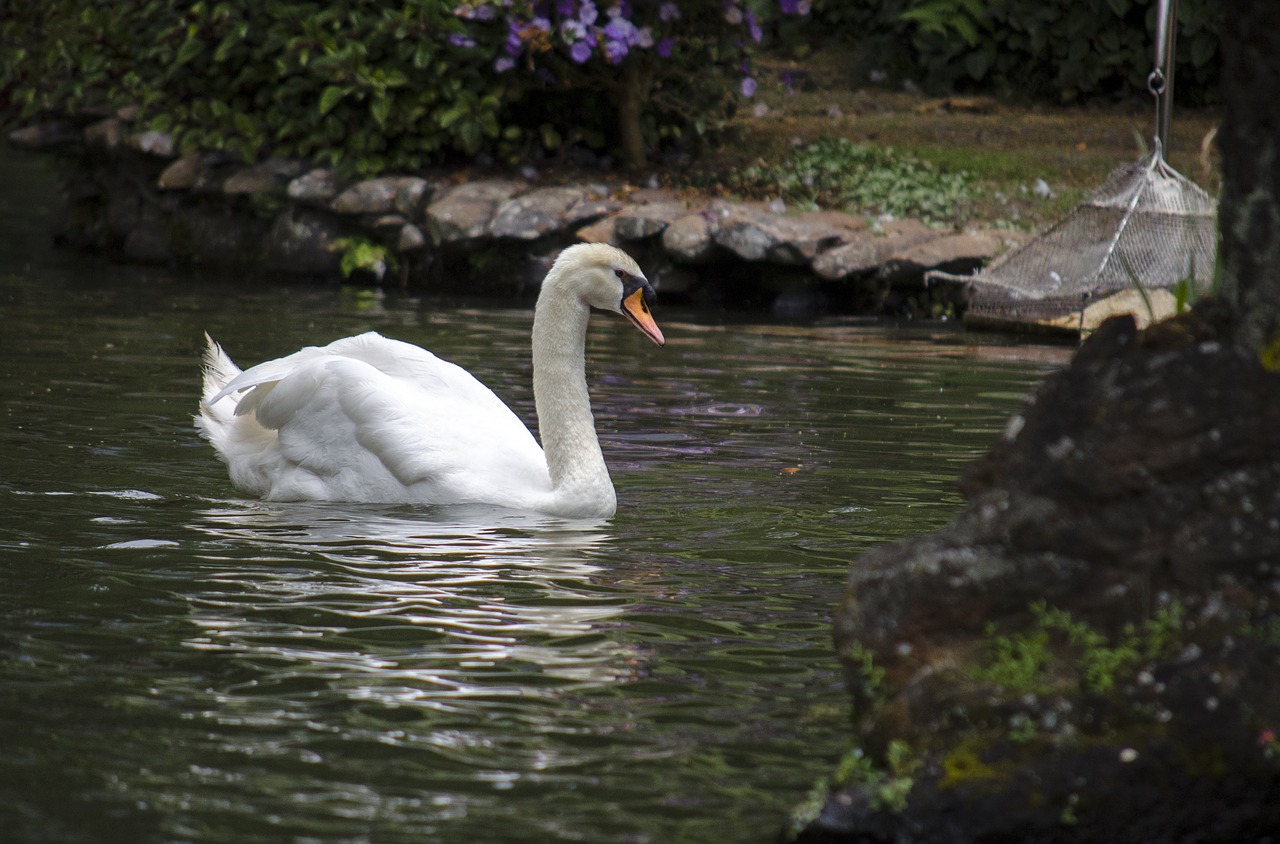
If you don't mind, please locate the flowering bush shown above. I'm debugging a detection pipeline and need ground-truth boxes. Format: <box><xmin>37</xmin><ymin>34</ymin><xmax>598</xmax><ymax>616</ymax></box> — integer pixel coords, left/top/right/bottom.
<box><xmin>452</xmin><ymin>1</ymin><xmax>810</xmax><ymax>166</ymax></box>
<box><xmin>1</xmin><ymin>1</ymin><xmax>808</xmax><ymax>173</ymax></box>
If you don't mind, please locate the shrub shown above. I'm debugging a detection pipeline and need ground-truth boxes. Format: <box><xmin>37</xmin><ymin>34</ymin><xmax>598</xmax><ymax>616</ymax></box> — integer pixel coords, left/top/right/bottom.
<box><xmin>0</xmin><ymin>1</ymin><xmax>811</xmax><ymax>174</ymax></box>
<box><xmin>807</xmin><ymin>0</ymin><xmax>1221</xmax><ymax>106</ymax></box>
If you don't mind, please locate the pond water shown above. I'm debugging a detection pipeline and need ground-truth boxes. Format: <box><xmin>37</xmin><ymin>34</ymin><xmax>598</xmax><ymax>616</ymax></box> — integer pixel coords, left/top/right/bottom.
<box><xmin>0</xmin><ymin>149</ymin><xmax>1071</xmax><ymax>843</ymax></box>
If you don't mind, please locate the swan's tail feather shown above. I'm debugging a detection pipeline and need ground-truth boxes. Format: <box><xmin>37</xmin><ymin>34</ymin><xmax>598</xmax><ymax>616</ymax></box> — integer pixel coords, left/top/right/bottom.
<box><xmin>195</xmin><ymin>333</ymin><xmax>243</xmax><ymax>445</ymax></box>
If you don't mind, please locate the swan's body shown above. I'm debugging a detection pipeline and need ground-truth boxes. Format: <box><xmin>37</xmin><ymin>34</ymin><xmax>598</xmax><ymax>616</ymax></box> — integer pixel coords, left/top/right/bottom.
<box><xmin>196</xmin><ymin>243</ymin><xmax>664</xmax><ymax>518</ymax></box>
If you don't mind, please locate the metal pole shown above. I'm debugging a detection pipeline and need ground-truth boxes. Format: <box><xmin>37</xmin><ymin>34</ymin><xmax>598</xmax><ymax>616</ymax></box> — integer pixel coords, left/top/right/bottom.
<box><xmin>1153</xmin><ymin>0</ymin><xmax>1178</xmax><ymax>153</ymax></box>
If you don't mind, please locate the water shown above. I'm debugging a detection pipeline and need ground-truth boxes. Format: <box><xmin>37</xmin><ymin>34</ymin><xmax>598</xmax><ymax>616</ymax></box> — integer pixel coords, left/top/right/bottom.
<box><xmin>0</xmin><ymin>149</ymin><xmax>1070</xmax><ymax>843</ymax></box>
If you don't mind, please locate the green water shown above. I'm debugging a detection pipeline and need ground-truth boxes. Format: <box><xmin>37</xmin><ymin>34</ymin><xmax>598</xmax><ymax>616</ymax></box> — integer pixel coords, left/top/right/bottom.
<box><xmin>0</xmin><ymin>149</ymin><xmax>1069</xmax><ymax>842</ymax></box>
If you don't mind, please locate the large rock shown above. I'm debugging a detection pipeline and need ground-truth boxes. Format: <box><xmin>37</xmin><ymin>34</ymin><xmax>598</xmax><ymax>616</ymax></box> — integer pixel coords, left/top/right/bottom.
<box><xmin>425</xmin><ymin>179</ymin><xmax>524</xmax><ymax>244</ymax></box>
<box><xmin>662</xmin><ymin>211</ymin><xmax>720</xmax><ymax>264</ymax></box>
<box><xmin>223</xmin><ymin>159</ymin><xmax>308</xmax><ymax>195</ymax></box>
<box><xmin>811</xmin><ymin>220</ymin><xmax>939</xmax><ymax>280</ymax></box>
<box><xmin>488</xmin><ymin>184</ymin><xmax>618</xmax><ymax>240</ymax></box>
<box><xmin>612</xmin><ymin>201</ymin><xmax>689</xmax><ymax>241</ymax></box>
<box><xmin>713</xmin><ymin>204</ymin><xmax>851</xmax><ymax>265</ymax></box>
<box><xmin>8</xmin><ymin>122</ymin><xmax>79</xmax><ymax>151</ymax></box>
<box><xmin>263</xmin><ymin>207</ymin><xmax>345</xmax><ymax>275</ymax></box>
<box><xmin>286</xmin><ymin>168</ymin><xmax>338</xmax><ymax>205</ymax></box>
<box><xmin>331</xmin><ymin>176</ymin><xmax>432</xmax><ymax>216</ymax></box>
<box><xmin>795</xmin><ymin>304</ymin><xmax>1280</xmax><ymax>842</ymax></box>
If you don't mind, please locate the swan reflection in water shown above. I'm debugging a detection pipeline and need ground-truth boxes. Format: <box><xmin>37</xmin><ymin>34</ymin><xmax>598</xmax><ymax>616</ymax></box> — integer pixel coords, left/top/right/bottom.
<box><xmin>185</xmin><ymin>500</ymin><xmax>643</xmax><ymax>717</ymax></box>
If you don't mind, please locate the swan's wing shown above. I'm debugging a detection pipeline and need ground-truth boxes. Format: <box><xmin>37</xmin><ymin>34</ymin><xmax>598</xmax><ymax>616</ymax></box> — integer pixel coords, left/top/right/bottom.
<box><xmin>208</xmin><ymin>333</ymin><xmax>551</xmax><ymax>504</ymax></box>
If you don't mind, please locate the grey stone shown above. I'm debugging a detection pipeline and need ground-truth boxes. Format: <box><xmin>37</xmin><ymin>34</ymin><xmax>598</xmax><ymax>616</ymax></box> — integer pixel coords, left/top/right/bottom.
<box><xmin>613</xmin><ymin>201</ymin><xmax>688</xmax><ymax>241</ymax></box>
<box><xmin>287</xmin><ymin>169</ymin><xmax>338</xmax><ymax>205</ymax></box>
<box><xmin>662</xmin><ymin>211</ymin><xmax>719</xmax><ymax>264</ymax></box>
<box><xmin>263</xmin><ymin>208</ymin><xmax>345</xmax><ymax>275</ymax></box>
<box><xmin>576</xmin><ymin>215</ymin><xmax>619</xmax><ymax>244</ymax></box>
<box><xmin>83</xmin><ymin>118</ymin><xmax>125</xmax><ymax>153</ymax></box>
<box><xmin>397</xmin><ymin>223</ymin><xmax>426</xmax><ymax>252</ymax></box>
<box><xmin>489</xmin><ymin>185</ymin><xmax>615</xmax><ymax>240</ymax></box>
<box><xmin>712</xmin><ymin>205</ymin><xmax>849</xmax><ymax>265</ymax></box>
<box><xmin>426</xmin><ymin>180</ymin><xmax>525</xmax><ymax>244</ymax></box>
<box><xmin>157</xmin><ymin>154</ymin><xmax>202</xmax><ymax>191</ymax></box>
<box><xmin>332</xmin><ymin>176</ymin><xmax>429</xmax><ymax>216</ymax></box>
<box><xmin>7</xmin><ymin>122</ymin><xmax>79</xmax><ymax>151</ymax></box>
<box><xmin>223</xmin><ymin>159</ymin><xmax>307</xmax><ymax>195</ymax></box>
<box><xmin>811</xmin><ymin>219</ymin><xmax>939</xmax><ymax>280</ymax></box>
<box><xmin>127</xmin><ymin>130</ymin><xmax>176</xmax><ymax>158</ymax></box>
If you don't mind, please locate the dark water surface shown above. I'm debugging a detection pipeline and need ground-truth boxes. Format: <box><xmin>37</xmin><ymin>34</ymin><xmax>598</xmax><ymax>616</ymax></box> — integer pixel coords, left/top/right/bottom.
<box><xmin>0</xmin><ymin>149</ymin><xmax>1070</xmax><ymax>842</ymax></box>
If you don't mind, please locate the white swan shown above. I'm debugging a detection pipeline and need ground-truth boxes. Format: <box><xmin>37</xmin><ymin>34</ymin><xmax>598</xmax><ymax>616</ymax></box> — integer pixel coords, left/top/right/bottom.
<box><xmin>196</xmin><ymin>243</ymin><xmax>664</xmax><ymax>518</ymax></box>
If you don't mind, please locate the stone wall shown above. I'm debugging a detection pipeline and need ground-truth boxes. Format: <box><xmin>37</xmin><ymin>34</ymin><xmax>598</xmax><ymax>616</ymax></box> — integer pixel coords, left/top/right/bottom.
<box><xmin>11</xmin><ymin>110</ymin><xmax>1024</xmax><ymax>313</ymax></box>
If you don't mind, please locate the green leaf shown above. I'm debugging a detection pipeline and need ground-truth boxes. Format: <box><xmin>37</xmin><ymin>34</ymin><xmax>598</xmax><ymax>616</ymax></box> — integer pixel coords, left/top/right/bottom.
<box><xmin>175</xmin><ymin>37</ymin><xmax>203</xmax><ymax>66</ymax></box>
<box><xmin>370</xmin><ymin>94</ymin><xmax>391</xmax><ymax>128</ymax></box>
<box><xmin>319</xmin><ymin>85</ymin><xmax>346</xmax><ymax>116</ymax></box>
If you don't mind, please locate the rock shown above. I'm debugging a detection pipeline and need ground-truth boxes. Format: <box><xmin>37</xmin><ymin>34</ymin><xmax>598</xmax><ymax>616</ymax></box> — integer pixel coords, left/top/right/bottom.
<box><xmin>8</xmin><ymin>122</ymin><xmax>79</xmax><ymax>151</ymax></box>
<box><xmin>397</xmin><ymin>223</ymin><xmax>426</xmax><ymax>252</ymax></box>
<box><xmin>332</xmin><ymin>176</ymin><xmax>429</xmax><ymax>216</ymax></box>
<box><xmin>425</xmin><ymin>179</ymin><xmax>524</xmax><ymax>244</ymax></box>
<box><xmin>157</xmin><ymin>154</ymin><xmax>202</xmax><ymax>191</ymax></box>
<box><xmin>488</xmin><ymin>185</ymin><xmax>617</xmax><ymax>240</ymax></box>
<box><xmin>222</xmin><ymin>158</ymin><xmax>308</xmax><ymax>195</ymax></box>
<box><xmin>127</xmin><ymin>130</ymin><xmax>176</xmax><ymax>158</ymax></box>
<box><xmin>263</xmin><ymin>208</ymin><xmax>345</xmax><ymax>275</ymax></box>
<box><xmin>83</xmin><ymin>118</ymin><xmax>125</xmax><ymax>153</ymax></box>
<box><xmin>713</xmin><ymin>204</ymin><xmax>850</xmax><ymax>265</ymax></box>
<box><xmin>612</xmin><ymin>201</ymin><xmax>688</xmax><ymax>241</ymax></box>
<box><xmin>576</xmin><ymin>215</ymin><xmax>618</xmax><ymax>244</ymax></box>
<box><xmin>883</xmin><ymin>230</ymin><xmax>1007</xmax><ymax>274</ymax></box>
<box><xmin>796</xmin><ymin>304</ymin><xmax>1280</xmax><ymax>842</ymax></box>
<box><xmin>394</xmin><ymin>178</ymin><xmax>433</xmax><ymax>217</ymax></box>
<box><xmin>811</xmin><ymin>220</ymin><xmax>938</xmax><ymax>280</ymax></box>
<box><xmin>287</xmin><ymin>169</ymin><xmax>337</xmax><ymax>205</ymax></box>
<box><xmin>662</xmin><ymin>211</ymin><xmax>720</xmax><ymax>264</ymax></box>
<box><xmin>122</xmin><ymin>204</ymin><xmax>177</xmax><ymax>264</ymax></box>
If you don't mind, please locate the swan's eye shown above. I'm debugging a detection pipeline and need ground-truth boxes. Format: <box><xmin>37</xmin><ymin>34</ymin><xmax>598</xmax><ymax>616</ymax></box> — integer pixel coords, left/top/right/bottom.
<box><xmin>614</xmin><ymin>269</ymin><xmax>626</xmax><ymax>280</ymax></box>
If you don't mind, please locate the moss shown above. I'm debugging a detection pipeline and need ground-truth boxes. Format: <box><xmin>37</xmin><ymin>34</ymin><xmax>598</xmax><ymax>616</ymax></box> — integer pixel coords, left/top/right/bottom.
<box><xmin>938</xmin><ymin>739</ymin><xmax>1019</xmax><ymax>791</ymax></box>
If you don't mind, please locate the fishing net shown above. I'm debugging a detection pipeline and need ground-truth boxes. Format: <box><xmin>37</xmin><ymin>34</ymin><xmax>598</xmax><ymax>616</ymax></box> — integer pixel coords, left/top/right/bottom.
<box><xmin>930</xmin><ymin>144</ymin><xmax>1217</xmax><ymax>333</ymax></box>
<box><xmin>929</xmin><ymin>0</ymin><xmax>1217</xmax><ymax>335</ymax></box>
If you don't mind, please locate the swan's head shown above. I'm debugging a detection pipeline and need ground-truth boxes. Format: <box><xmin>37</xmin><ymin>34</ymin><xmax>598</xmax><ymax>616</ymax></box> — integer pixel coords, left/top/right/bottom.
<box><xmin>546</xmin><ymin>243</ymin><xmax>665</xmax><ymax>347</ymax></box>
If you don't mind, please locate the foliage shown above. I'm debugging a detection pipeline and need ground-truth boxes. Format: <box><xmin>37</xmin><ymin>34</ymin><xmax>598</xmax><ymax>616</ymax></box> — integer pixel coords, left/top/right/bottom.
<box><xmin>335</xmin><ymin>236</ymin><xmax>395</xmax><ymax>281</ymax></box>
<box><xmin>451</xmin><ymin>1</ymin><xmax>811</xmax><ymax>166</ymax></box>
<box><xmin>807</xmin><ymin>0</ymin><xmax>1221</xmax><ymax>105</ymax></box>
<box><xmin>0</xmin><ymin>1</ymin><xmax>810</xmax><ymax>173</ymax></box>
<box><xmin>973</xmin><ymin>601</ymin><xmax>1186</xmax><ymax>695</ymax></box>
<box><xmin>732</xmin><ymin>136</ymin><xmax>973</xmax><ymax>224</ymax></box>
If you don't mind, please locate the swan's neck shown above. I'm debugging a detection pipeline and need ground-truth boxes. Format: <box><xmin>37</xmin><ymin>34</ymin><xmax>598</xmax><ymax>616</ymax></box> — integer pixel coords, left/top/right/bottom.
<box><xmin>531</xmin><ymin>281</ymin><xmax>614</xmax><ymax>511</ymax></box>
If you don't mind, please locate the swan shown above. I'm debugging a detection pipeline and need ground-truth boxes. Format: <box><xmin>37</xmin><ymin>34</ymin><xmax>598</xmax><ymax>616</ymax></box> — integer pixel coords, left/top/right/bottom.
<box><xmin>195</xmin><ymin>243</ymin><xmax>664</xmax><ymax>518</ymax></box>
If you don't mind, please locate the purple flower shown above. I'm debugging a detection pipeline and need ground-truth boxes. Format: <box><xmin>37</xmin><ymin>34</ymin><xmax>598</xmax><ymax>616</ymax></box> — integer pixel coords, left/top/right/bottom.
<box><xmin>449</xmin><ymin>33</ymin><xmax>477</xmax><ymax>48</ymax></box>
<box><xmin>779</xmin><ymin>0</ymin><xmax>798</xmax><ymax>12</ymax></box>
<box><xmin>604</xmin><ymin>38</ymin><xmax>628</xmax><ymax>64</ymax></box>
<box><xmin>578</xmin><ymin>0</ymin><xmax>598</xmax><ymax>25</ymax></box>
<box><xmin>745</xmin><ymin>9</ymin><xmax>762</xmax><ymax>42</ymax></box>
<box><xmin>570</xmin><ymin>40</ymin><xmax>593</xmax><ymax>63</ymax></box>
<box><xmin>556</xmin><ymin>0</ymin><xmax>576</xmax><ymax>15</ymax></box>
<box><xmin>495</xmin><ymin>56</ymin><xmax>516</xmax><ymax>72</ymax></box>
<box><xmin>656</xmin><ymin>37</ymin><xmax>674</xmax><ymax>58</ymax></box>
<box><xmin>740</xmin><ymin>76</ymin><xmax>757</xmax><ymax>97</ymax></box>
<box><xmin>604</xmin><ymin>17</ymin><xmax>638</xmax><ymax>45</ymax></box>
<box><xmin>659</xmin><ymin>2</ymin><xmax>680</xmax><ymax>22</ymax></box>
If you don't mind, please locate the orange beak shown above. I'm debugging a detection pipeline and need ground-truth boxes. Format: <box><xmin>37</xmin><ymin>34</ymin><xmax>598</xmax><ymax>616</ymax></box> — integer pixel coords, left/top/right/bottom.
<box><xmin>621</xmin><ymin>288</ymin><xmax>665</xmax><ymax>347</ymax></box>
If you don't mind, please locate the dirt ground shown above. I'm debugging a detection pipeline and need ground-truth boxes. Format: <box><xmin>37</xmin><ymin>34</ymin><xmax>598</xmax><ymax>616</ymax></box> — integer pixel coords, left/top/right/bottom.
<box><xmin>678</xmin><ymin>48</ymin><xmax>1222</xmax><ymax>232</ymax></box>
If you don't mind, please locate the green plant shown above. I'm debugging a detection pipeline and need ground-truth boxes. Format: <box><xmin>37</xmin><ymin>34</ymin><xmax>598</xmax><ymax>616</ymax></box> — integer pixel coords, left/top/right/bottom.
<box><xmin>823</xmin><ymin>0</ymin><xmax>1222</xmax><ymax>106</ymax></box>
<box><xmin>335</xmin><ymin>236</ymin><xmax>395</xmax><ymax>281</ymax></box>
<box><xmin>734</xmin><ymin>136</ymin><xmax>973</xmax><ymax>224</ymax></box>
<box><xmin>973</xmin><ymin>600</ymin><xmax>1186</xmax><ymax>695</ymax></box>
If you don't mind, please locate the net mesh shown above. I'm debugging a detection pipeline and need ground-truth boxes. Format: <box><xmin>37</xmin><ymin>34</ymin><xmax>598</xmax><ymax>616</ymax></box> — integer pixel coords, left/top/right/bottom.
<box><xmin>930</xmin><ymin>146</ymin><xmax>1217</xmax><ymax>332</ymax></box>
